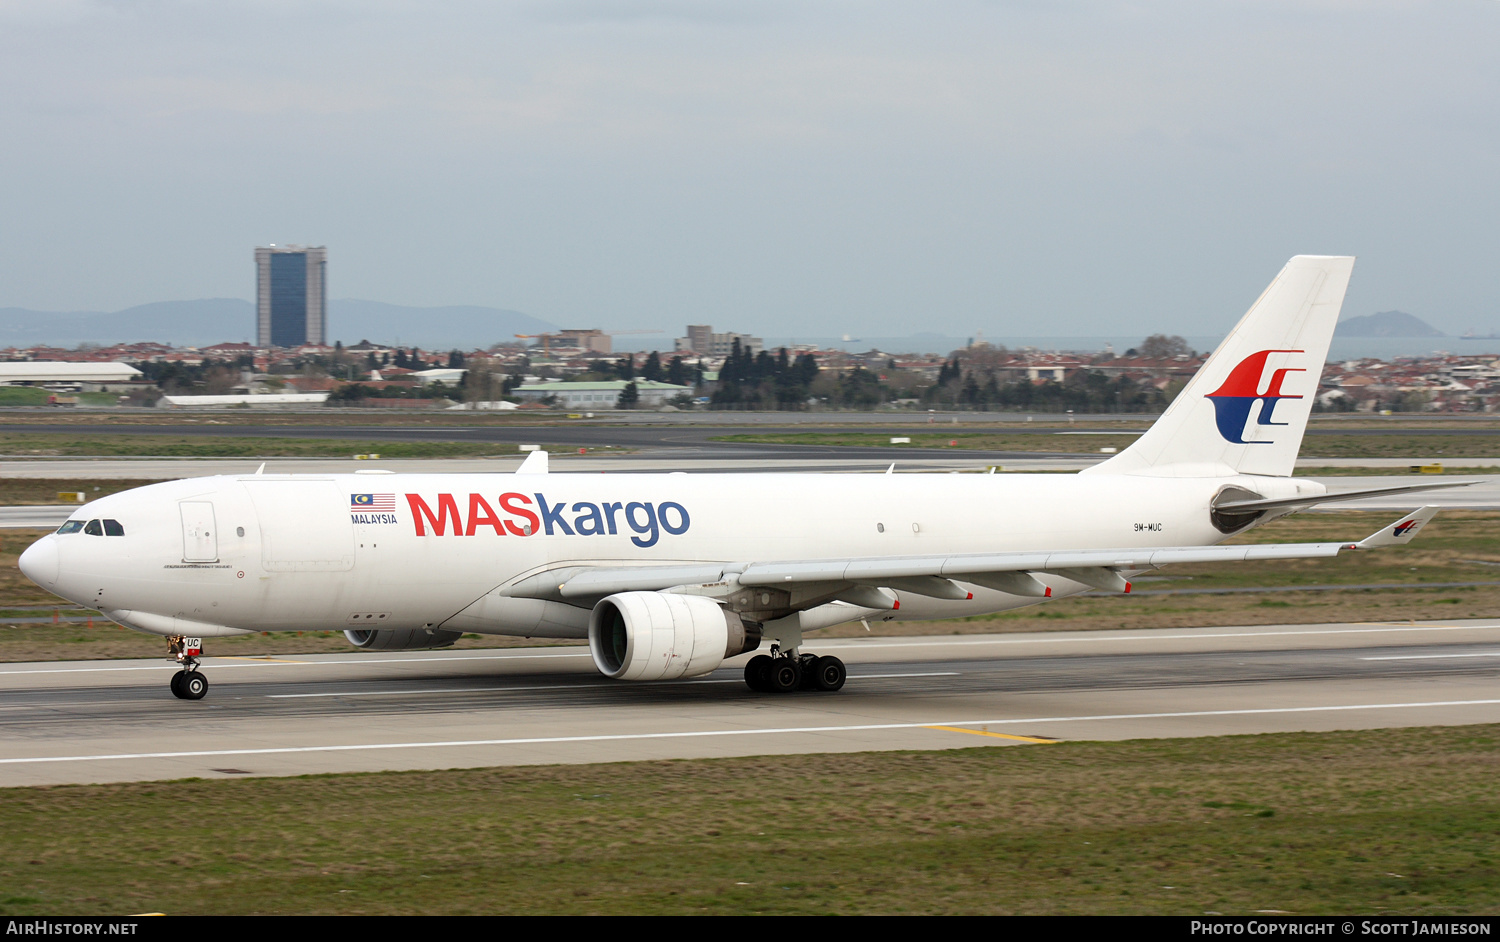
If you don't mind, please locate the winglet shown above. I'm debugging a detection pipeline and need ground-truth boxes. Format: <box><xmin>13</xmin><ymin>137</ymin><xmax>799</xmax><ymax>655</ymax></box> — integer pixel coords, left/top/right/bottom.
<box><xmin>516</xmin><ymin>450</ymin><xmax>549</xmax><ymax>475</ymax></box>
<box><xmin>1355</xmin><ymin>506</ymin><xmax>1440</xmax><ymax>548</ymax></box>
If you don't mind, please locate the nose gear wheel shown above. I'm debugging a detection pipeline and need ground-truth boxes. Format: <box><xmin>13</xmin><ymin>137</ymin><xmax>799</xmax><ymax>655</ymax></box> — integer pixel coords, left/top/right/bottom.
<box><xmin>166</xmin><ymin>635</ymin><xmax>209</xmax><ymax>700</ymax></box>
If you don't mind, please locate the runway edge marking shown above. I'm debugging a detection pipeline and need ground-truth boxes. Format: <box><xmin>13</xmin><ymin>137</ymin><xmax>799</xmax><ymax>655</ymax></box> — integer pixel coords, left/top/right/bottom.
<box><xmin>5</xmin><ymin>698</ymin><xmax>1500</xmax><ymax>766</ymax></box>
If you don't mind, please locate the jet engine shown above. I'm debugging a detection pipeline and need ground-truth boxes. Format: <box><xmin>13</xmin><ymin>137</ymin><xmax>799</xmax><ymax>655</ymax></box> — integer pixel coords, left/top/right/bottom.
<box><xmin>589</xmin><ymin>592</ymin><xmax>760</xmax><ymax>681</ymax></box>
<box><xmin>343</xmin><ymin>627</ymin><xmax>463</xmax><ymax>651</ymax></box>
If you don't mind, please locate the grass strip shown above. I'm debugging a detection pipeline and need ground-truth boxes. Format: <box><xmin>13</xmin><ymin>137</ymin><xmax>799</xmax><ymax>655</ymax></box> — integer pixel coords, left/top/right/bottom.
<box><xmin>0</xmin><ymin>434</ymin><xmax>535</xmax><ymax>458</ymax></box>
<box><xmin>710</xmin><ymin>431</ymin><xmax>1143</xmax><ymax>453</ymax></box>
<box><xmin>711</xmin><ymin>430</ymin><xmax>1500</xmax><ymax>459</ymax></box>
<box><xmin>0</xmin><ymin>479</ymin><xmax>172</xmax><ymax>506</ymax></box>
<box><xmin>0</xmin><ymin>725</ymin><xmax>1497</xmax><ymax>914</ymax></box>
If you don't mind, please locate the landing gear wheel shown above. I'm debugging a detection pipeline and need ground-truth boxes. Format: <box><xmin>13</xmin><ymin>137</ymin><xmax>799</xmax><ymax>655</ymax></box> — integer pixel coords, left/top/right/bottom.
<box><xmin>166</xmin><ymin>635</ymin><xmax>207</xmax><ymax>700</ymax></box>
<box><xmin>798</xmin><ymin>654</ymin><xmax>820</xmax><ymax>690</ymax></box>
<box><xmin>744</xmin><ymin>655</ymin><xmax>773</xmax><ymax>692</ymax></box>
<box><xmin>766</xmin><ymin>657</ymin><xmax>802</xmax><ymax>693</ymax></box>
<box><xmin>180</xmin><ymin>671</ymin><xmax>208</xmax><ymax>700</ymax></box>
<box><xmin>811</xmin><ymin>655</ymin><xmax>847</xmax><ymax>692</ymax></box>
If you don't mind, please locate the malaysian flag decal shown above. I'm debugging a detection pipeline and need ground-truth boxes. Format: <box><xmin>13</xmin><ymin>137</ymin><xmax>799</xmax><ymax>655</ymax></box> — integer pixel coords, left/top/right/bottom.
<box><xmin>351</xmin><ymin>493</ymin><xmax>396</xmax><ymax>511</ymax></box>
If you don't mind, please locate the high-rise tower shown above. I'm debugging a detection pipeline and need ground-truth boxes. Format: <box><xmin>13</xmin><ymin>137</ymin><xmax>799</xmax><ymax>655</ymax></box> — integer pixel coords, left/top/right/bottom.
<box><xmin>255</xmin><ymin>245</ymin><xmax>327</xmax><ymax>347</ymax></box>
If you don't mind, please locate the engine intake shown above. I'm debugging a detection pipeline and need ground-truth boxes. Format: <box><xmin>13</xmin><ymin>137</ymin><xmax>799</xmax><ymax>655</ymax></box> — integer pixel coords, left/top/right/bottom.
<box><xmin>589</xmin><ymin>592</ymin><xmax>759</xmax><ymax>681</ymax></box>
<box><xmin>343</xmin><ymin>627</ymin><xmax>463</xmax><ymax>651</ymax></box>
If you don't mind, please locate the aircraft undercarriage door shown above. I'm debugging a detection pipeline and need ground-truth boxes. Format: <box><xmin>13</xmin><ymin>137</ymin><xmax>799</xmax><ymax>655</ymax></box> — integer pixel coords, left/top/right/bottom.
<box><xmin>179</xmin><ymin>501</ymin><xmax>219</xmax><ymax>562</ymax></box>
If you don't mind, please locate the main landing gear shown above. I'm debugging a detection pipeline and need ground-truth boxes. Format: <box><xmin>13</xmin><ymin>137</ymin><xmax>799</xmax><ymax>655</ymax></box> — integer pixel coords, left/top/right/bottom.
<box><xmin>744</xmin><ymin>646</ymin><xmax>846</xmax><ymax>693</ymax></box>
<box><xmin>167</xmin><ymin>635</ymin><xmax>208</xmax><ymax>701</ymax></box>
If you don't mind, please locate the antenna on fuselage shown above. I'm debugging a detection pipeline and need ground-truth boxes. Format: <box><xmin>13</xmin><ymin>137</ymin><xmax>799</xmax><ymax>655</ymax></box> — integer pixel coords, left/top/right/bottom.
<box><xmin>254</xmin><ymin>463</ymin><xmax>265</xmax><ymax>475</ymax></box>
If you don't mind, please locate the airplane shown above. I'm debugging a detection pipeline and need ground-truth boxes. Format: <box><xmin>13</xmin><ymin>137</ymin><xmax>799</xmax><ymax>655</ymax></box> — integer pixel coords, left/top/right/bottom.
<box><xmin>18</xmin><ymin>256</ymin><xmax>1467</xmax><ymax>701</ymax></box>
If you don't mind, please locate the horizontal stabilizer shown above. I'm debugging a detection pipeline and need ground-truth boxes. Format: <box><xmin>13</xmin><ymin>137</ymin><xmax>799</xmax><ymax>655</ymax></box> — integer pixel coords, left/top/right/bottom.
<box><xmin>1215</xmin><ymin>480</ymin><xmax>1474</xmax><ymax>513</ymax></box>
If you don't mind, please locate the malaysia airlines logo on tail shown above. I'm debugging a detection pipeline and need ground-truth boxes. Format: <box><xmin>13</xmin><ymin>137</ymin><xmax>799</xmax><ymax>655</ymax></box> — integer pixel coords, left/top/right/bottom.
<box><xmin>1204</xmin><ymin>350</ymin><xmax>1306</xmax><ymax>444</ymax></box>
<box><xmin>1393</xmin><ymin>518</ymin><xmax>1423</xmax><ymax>538</ymax></box>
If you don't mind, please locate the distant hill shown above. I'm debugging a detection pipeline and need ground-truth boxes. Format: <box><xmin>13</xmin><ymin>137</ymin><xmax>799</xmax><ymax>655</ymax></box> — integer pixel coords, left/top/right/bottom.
<box><xmin>0</xmin><ymin>299</ymin><xmax>556</xmax><ymax>350</ymax></box>
<box><xmin>1336</xmin><ymin>310</ymin><xmax>1444</xmax><ymax>338</ymax></box>
<box><xmin>0</xmin><ymin>300</ymin><xmax>255</xmax><ymax>348</ymax></box>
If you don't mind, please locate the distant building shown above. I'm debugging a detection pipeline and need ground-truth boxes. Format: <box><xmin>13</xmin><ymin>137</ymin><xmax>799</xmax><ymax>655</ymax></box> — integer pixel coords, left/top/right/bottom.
<box><xmin>0</xmin><ymin>361</ymin><xmax>143</xmax><ymax>391</ymax></box>
<box><xmin>160</xmin><ymin>393</ymin><xmax>330</xmax><ymax>409</ymax></box>
<box><xmin>519</xmin><ymin>329</ymin><xmax>612</xmax><ymax>356</ymax></box>
<box><xmin>676</xmin><ymin>325</ymin><xmax>762</xmax><ymax>357</ymax></box>
<box><xmin>513</xmin><ymin>380</ymin><xmax>691</xmax><ymax>410</ymax></box>
<box><xmin>255</xmin><ymin>245</ymin><xmax>327</xmax><ymax>347</ymax></box>
<box><xmin>406</xmin><ymin>367</ymin><xmax>468</xmax><ymax>386</ymax></box>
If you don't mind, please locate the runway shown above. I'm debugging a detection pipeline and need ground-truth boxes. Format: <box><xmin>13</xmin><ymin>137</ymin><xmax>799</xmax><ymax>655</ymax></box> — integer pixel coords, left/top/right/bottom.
<box><xmin>3</xmin><ymin>619</ymin><xmax>1499</xmax><ymax>787</ymax></box>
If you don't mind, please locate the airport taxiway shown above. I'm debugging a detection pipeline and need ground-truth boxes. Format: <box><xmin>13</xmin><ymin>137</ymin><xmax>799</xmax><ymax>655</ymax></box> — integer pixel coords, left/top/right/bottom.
<box><xmin>3</xmin><ymin>619</ymin><xmax>1499</xmax><ymax>787</ymax></box>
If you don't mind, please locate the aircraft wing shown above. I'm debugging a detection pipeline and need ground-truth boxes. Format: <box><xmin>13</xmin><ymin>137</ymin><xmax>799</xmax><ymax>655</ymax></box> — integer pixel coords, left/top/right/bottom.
<box><xmin>508</xmin><ymin>508</ymin><xmax>1438</xmax><ymax>603</ymax></box>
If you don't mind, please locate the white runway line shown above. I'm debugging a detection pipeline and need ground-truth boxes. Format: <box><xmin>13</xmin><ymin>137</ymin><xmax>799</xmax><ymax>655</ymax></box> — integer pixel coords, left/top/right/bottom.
<box><xmin>5</xmin><ymin>698</ymin><xmax>1499</xmax><ymax>766</ymax></box>
<box><xmin>1361</xmin><ymin>651</ymin><xmax>1500</xmax><ymax>661</ymax></box>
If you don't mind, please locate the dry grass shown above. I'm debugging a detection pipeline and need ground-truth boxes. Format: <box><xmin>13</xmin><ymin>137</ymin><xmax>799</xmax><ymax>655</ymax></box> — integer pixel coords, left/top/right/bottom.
<box><xmin>1</xmin><ymin>725</ymin><xmax>1496</xmax><ymax>914</ymax></box>
<box><xmin>0</xmin><ymin>479</ymin><xmax>171</xmax><ymax>506</ymax></box>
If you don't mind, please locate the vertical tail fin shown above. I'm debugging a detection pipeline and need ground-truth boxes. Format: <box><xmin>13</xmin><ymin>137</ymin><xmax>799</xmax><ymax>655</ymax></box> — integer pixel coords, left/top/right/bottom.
<box><xmin>1084</xmin><ymin>255</ymin><xmax>1354</xmax><ymax>478</ymax></box>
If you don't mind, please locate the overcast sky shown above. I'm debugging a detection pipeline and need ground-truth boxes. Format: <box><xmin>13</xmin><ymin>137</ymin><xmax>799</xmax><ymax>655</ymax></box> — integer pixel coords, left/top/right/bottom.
<box><xmin>2</xmin><ymin>0</ymin><xmax>1497</xmax><ymax>338</ymax></box>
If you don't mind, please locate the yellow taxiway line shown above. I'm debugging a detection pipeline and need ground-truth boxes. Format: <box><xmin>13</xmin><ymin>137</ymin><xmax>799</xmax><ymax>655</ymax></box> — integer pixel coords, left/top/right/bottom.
<box><xmin>924</xmin><ymin>725</ymin><xmax>1058</xmax><ymax>744</ymax></box>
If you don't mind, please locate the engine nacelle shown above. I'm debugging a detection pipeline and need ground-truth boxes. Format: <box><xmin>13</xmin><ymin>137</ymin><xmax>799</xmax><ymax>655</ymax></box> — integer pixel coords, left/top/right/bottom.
<box><xmin>343</xmin><ymin>627</ymin><xmax>463</xmax><ymax>651</ymax></box>
<box><xmin>589</xmin><ymin>592</ymin><xmax>759</xmax><ymax>681</ymax></box>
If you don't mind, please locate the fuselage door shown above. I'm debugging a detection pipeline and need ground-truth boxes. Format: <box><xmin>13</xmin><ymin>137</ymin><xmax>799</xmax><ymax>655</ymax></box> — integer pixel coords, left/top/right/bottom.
<box><xmin>179</xmin><ymin>501</ymin><xmax>219</xmax><ymax>562</ymax></box>
<box><xmin>243</xmin><ymin>480</ymin><xmax>356</xmax><ymax>572</ymax></box>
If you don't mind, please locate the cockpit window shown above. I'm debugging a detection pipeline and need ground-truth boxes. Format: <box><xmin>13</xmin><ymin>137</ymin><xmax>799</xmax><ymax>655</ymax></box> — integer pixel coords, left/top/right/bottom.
<box><xmin>83</xmin><ymin>519</ymin><xmax>103</xmax><ymax>536</ymax></box>
<box><xmin>56</xmin><ymin>520</ymin><xmax>84</xmax><ymax>534</ymax></box>
<box><xmin>103</xmin><ymin>519</ymin><xmax>124</xmax><ymax>536</ymax></box>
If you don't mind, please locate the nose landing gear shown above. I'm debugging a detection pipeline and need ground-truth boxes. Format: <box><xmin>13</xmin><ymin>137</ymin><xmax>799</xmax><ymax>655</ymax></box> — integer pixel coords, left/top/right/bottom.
<box><xmin>167</xmin><ymin>636</ymin><xmax>208</xmax><ymax>700</ymax></box>
<box><xmin>743</xmin><ymin>646</ymin><xmax>846</xmax><ymax>693</ymax></box>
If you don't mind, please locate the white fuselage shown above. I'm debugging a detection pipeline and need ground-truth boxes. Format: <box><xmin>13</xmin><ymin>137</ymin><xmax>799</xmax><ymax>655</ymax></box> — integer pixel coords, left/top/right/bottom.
<box><xmin>21</xmin><ymin>469</ymin><xmax>1314</xmax><ymax>638</ymax></box>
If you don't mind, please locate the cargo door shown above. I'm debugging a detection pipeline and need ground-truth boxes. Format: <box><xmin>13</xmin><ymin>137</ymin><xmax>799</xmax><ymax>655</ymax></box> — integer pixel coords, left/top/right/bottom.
<box><xmin>243</xmin><ymin>480</ymin><xmax>355</xmax><ymax>572</ymax></box>
<box><xmin>179</xmin><ymin>501</ymin><xmax>219</xmax><ymax>562</ymax></box>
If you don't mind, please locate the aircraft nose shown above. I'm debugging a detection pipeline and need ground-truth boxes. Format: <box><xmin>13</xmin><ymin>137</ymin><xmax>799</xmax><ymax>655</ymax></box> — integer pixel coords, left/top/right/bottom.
<box><xmin>18</xmin><ymin>537</ymin><xmax>59</xmax><ymax>587</ymax></box>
